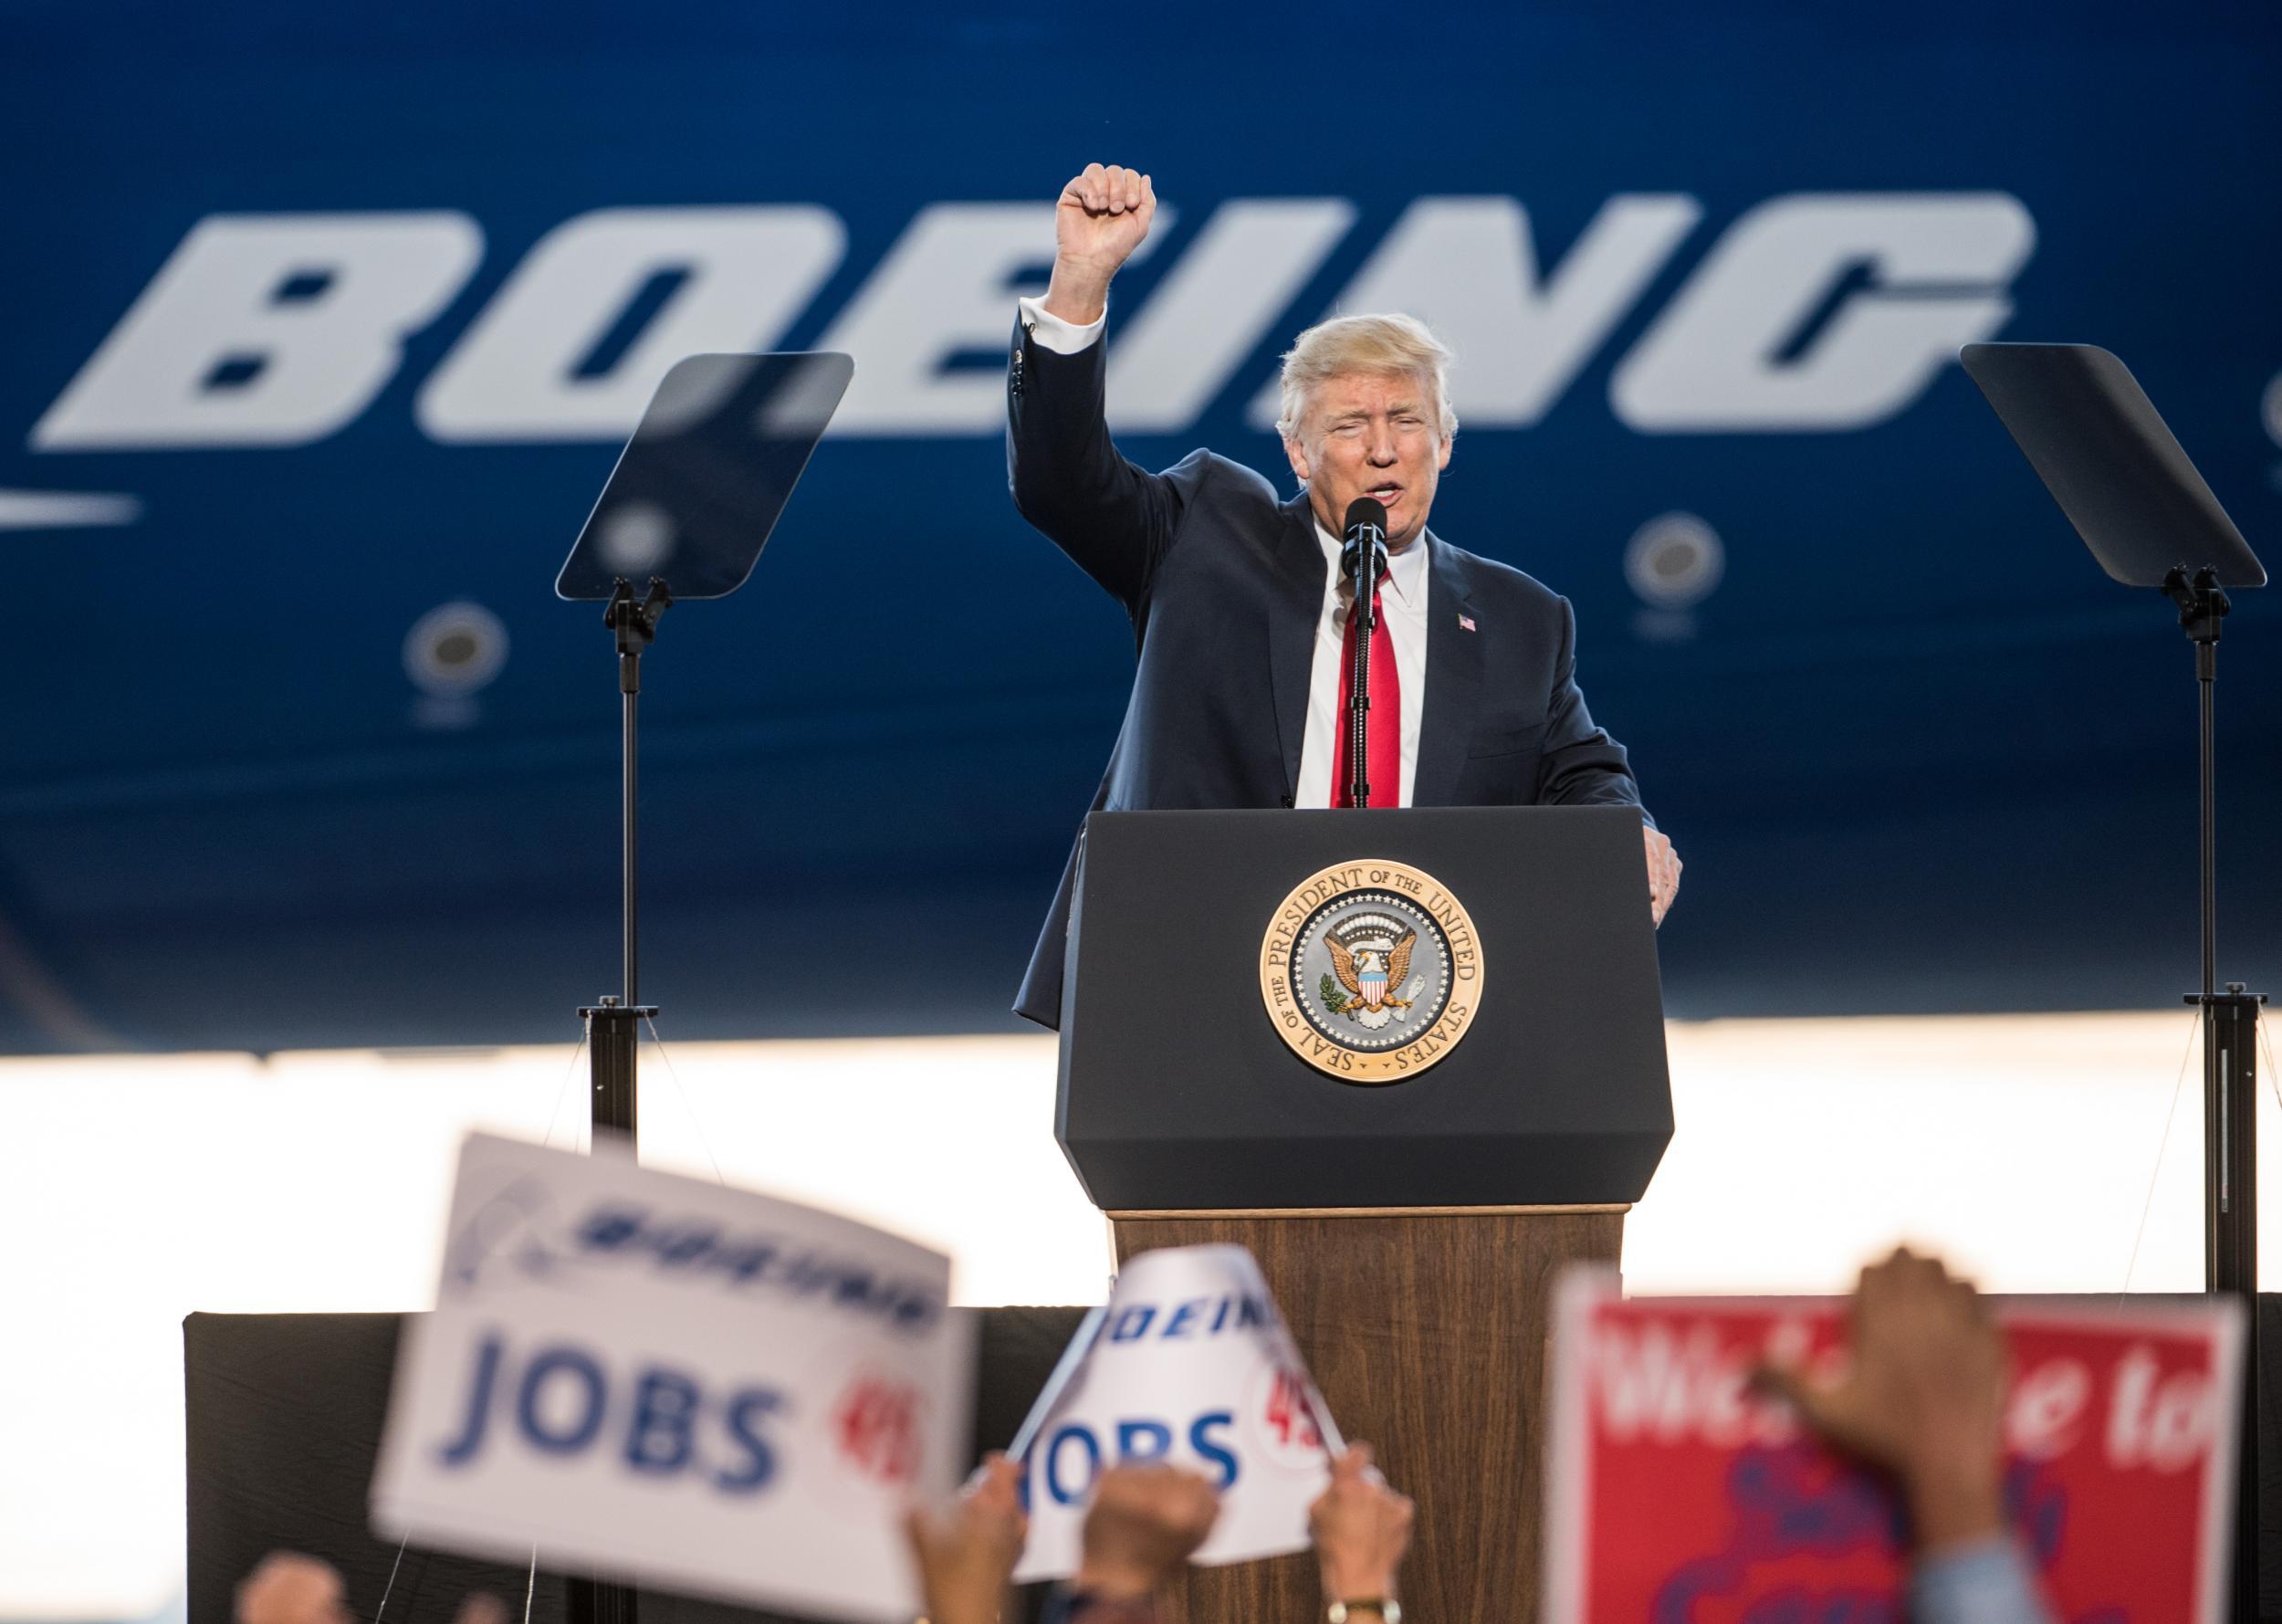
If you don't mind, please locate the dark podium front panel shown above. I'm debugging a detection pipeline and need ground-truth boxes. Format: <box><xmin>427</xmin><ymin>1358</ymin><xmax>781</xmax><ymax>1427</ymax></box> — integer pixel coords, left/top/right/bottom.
<box><xmin>1056</xmin><ymin>807</ymin><xmax>1672</xmax><ymax>1210</ymax></box>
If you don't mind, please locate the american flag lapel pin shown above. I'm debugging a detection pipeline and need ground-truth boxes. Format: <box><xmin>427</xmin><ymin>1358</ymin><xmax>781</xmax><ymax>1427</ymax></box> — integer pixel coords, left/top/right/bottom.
<box><xmin>1459</xmin><ymin>613</ymin><xmax>1477</xmax><ymax>633</ymax></box>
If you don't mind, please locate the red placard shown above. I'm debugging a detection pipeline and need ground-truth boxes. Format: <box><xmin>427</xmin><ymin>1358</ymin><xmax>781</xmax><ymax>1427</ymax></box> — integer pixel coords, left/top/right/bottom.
<box><xmin>1541</xmin><ymin>1272</ymin><xmax>2244</xmax><ymax>1624</ymax></box>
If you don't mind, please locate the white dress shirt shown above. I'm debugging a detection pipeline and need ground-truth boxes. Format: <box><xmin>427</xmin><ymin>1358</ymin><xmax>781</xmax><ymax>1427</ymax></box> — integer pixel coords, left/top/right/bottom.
<box><xmin>1019</xmin><ymin>295</ymin><xmax>1431</xmax><ymax>807</ymax></box>
<box><xmin>1295</xmin><ymin>522</ymin><xmax>1427</xmax><ymax>807</ymax></box>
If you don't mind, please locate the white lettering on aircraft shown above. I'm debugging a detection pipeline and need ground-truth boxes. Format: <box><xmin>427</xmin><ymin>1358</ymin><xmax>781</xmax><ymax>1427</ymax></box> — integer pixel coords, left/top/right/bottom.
<box><xmin>35</xmin><ymin>214</ymin><xmax>482</xmax><ymax>449</ymax></box>
<box><xmin>27</xmin><ymin>194</ymin><xmax>2034</xmax><ymax>452</ymax></box>
<box><xmin>416</xmin><ymin>207</ymin><xmax>845</xmax><ymax>443</ymax></box>
<box><xmin>1610</xmin><ymin>193</ymin><xmax>2036</xmax><ymax>431</ymax></box>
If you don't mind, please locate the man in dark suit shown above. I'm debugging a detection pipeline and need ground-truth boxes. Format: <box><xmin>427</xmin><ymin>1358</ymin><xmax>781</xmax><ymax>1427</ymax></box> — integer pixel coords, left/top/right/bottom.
<box><xmin>1010</xmin><ymin>162</ymin><xmax>1680</xmax><ymax>1028</ymax></box>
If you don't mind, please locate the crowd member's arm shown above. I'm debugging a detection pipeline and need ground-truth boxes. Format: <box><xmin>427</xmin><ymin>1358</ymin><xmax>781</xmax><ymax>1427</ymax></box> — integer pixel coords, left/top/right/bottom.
<box><xmin>1310</xmin><ymin>1442</ymin><xmax>1415</xmax><ymax>1621</ymax></box>
<box><xmin>1040</xmin><ymin>1462</ymin><xmax>1220</xmax><ymax>1624</ymax></box>
<box><xmin>1010</xmin><ymin>162</ymin><xmax>1200</xmax><ymax>614</ymax></box>
<box><xmin>905</xmin><ymin>1452</ymin><xmax>1027</xmax><ymax>1624</ymax></box>
<box><xmin>1756</xmin><ymin>1247</ymin><xmax>2055</xmax><ymax>1624</ymax></box>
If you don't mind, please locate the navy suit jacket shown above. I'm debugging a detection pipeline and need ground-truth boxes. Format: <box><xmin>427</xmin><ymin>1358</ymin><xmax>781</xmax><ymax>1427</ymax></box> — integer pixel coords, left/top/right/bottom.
<box><xmin>1009</xmin><ymin>319</ymin><xmax>1646</xmax><ymax>1028</ymax></box>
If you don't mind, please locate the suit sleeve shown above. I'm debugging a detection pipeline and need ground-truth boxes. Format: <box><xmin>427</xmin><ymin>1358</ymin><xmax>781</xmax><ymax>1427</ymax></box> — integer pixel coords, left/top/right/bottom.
<box><xmin>1535</xmin><ymin>594</ymin><xmax>1654</xmax><ymax>823</ymax></box>
<box><xmin>1006</xmin><ymin>315</ymin><xmax>1190</xmax><ymax>614</ymax></box>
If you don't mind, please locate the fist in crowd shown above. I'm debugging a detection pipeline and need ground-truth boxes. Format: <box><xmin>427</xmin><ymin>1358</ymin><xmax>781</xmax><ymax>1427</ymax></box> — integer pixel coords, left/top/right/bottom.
<box><xmin>1074</xmin><ymin>1461</ymin><xmax>1222</xmax><ymax>1600</ymax></box>
<box><xmin>1309</xmin><ymin>1443</ymin><xmax>1416</xmax><ymax>1603</ymax></box>
<box><xmin>1754</xmin><ymin>1246</ymin><xmax>2010</xmax><ymax>1555</ymax></box>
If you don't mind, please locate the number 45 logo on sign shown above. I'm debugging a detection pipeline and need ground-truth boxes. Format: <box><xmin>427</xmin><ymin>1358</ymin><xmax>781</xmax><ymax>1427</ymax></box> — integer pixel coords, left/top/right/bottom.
<box><xmin>1251</xmin><ymin>1362</ymin><xmax>1331</xmax><ymax>1471</ymax></box>
<box><xmin>833</xmin><ymin>1372</ymin><xmax>924</xmax><ymax>1487</ymax></box>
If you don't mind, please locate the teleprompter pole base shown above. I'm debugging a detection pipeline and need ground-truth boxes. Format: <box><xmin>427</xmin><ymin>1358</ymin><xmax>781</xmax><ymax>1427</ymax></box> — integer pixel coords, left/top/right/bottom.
<box><xmin>566</xmin><ymin>1580</ymin><xmax>638</xmax><ymax>1624</ymax></box>
<box><xmin>580</xmin><ymin>997</ymin><xmax>654</xmax><ymax>1141</ymax></box>
<box><xmin>566</xmin><ymin>996</ymin><xmax>654</xmax><ymax>1624</ymax></box>
<box><xmin>2192</xmin><ymin>986</ymin><xmax>2264</xmax><ymax>1624</ymax></box>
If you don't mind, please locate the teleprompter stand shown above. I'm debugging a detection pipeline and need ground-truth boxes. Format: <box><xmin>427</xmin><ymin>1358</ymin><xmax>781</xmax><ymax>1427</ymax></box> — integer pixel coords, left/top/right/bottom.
<box><xmin>581</xmin><ymin>575</ymin><xmax>671</xmax><ymax>1129</ymax></box>
<box><xmin>2162</xmin><ymin>571</ymin><xmax>2268</xmax><ymax>1316</ymax></box>
<box><xmin>1964</xmin><ymin>341</ymin><xmax>2268</xmax><ymax>1622</ymax></box>
<box><xmin>553</xmin><ymin>351</ymin><xmax>853</xmax><ymax>1624</ymax></box>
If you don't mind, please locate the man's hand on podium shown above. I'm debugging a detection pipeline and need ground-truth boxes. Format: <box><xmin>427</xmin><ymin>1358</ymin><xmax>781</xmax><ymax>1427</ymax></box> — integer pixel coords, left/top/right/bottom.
<box><xmin>905</xmin><ymin>1451</ymin><xmax>1027</xmax><ymax>1624</ymax></box>
<box><xmin>1310</xmin><ymin>1443</ymin><xmax>1416</xmax><ymax>1608</ymax></box>
<box><xmin>1072</xmin><ymin>1462</ymin><xmax>1220</xmax><ymax>1603</ymax></box>
<box><xmin>1645</xmin><ymin>824</ymin><xmax>1682</xmax><ymax>927</ymax></box>
<box><xmin>1044</xmin><ymin>162</ymin><xmax>1157</xmax><ymax>327</ymax></box>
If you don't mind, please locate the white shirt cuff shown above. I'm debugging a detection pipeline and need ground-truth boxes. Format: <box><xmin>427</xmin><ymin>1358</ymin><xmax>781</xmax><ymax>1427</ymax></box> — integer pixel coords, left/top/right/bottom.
<box><xmin>1018</xmin><ymin>294</ymin><xmax>1104</xmax><ymax>356</ymax></box>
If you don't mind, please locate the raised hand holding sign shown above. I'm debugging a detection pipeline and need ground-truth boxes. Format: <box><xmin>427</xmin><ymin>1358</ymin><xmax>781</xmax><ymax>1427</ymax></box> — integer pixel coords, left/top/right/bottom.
<box><xmin>904</xmin><ymin>1454</ymin><xmax>1028</xmax><ymax>1624</ymax></box>
<box><xmin>1009</xmin><ymin>1243</ymin><xmax>1337</xmax><ymax>1582</ymax></box>
<box><xmin>369</xmin><ymin>1133</ymin><xmax>975</xmax><ymax>1623</ymax></box>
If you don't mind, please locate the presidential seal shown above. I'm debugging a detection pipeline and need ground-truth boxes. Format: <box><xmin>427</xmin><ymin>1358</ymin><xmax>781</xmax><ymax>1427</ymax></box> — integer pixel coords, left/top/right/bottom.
<box><xmin>1257</xmin><ymin>859</ymin><xmax>1484</xmax><ymax>1084</ymax></box>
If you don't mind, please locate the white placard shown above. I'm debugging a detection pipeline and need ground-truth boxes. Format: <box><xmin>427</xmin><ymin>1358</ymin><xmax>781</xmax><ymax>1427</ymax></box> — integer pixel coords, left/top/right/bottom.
<box><xmin>1010</xmin><ymin>1244</ymin><xmax>1335</xmax><ymax>1581</ymax></box>
<box><xmin>370</xmin><ymin>1132</ymin><xmax>973</xmax><ymax>1622</ymax></box>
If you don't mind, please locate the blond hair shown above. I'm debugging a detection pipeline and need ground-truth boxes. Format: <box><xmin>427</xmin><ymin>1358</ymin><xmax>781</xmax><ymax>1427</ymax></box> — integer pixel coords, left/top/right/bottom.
<box><xmin>1274</xmin><ymin>313</ymin><xmax>1457</xmax><ymax>444</ymax></box>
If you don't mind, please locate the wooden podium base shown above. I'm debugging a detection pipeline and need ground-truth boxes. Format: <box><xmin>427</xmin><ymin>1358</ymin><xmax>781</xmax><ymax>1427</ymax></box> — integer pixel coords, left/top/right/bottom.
<box><xmin>1107</xmin><ymin>1205</ymin><xmax>1626</xmax><ymax>1624</ymax></box>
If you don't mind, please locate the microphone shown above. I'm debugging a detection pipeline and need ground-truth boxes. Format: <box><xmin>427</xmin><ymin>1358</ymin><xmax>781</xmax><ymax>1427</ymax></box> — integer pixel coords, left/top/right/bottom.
<box><xmin>1336</xmin><ymin>497</ymin><xmax>1390</xmax><ymax>810</ymax></box>
<box><xmin>1339</xmin><ymin>497</ymin><xmax>1389</xmax><ymax>588</ymax></box>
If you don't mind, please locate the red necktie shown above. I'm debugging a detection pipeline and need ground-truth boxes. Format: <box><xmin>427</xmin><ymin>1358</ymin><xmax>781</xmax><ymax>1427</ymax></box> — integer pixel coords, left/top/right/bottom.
<box><xmin>1331</xmin><ymin>584</ymin><xmax>1401</xmax><ymax>808</ymax></box>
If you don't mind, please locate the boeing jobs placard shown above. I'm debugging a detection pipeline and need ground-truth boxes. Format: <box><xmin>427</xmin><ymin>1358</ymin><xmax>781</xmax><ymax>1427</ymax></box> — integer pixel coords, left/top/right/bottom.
<box><xmin>371</xmin><ymin>1133</ymin><xmax>975</xmax><ymax>1621</ymax></box>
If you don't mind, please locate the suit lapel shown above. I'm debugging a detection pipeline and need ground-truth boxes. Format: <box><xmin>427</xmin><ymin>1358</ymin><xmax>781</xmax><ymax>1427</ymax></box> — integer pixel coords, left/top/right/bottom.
<box><xmin>1267</xmin><ymin>490</ymin><xmax>1324</xmax><ymax>801</ymax></box>
<box><xmin>1412</xmin><ymin>531</ymin><xmax>1480</xmax><ymax>806</ymax></box>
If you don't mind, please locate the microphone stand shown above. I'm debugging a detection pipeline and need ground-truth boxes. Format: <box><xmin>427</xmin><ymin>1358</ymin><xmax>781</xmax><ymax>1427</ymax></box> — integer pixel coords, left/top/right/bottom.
<box><xmin>1342</xmin><ymin>521</ymin><xmax>1387</xmax><ymax>809</ymax></box>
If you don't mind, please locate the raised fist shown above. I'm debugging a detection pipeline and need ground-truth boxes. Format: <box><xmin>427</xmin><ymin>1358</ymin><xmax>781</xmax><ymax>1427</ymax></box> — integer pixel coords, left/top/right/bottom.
<box><xmin>1752</xmin><ymin>1247</ymin><xmax>2009</xmax><ymax>1556</ymax></box>
<box><xmin>1073</xmin><ymin>1462</ymin><xmax>1221</xmax><ymax>1600</ymax></box>
<box><xmin>1042</xmin><ymin>162</ymin><xmax>1157</xmax><ymax>324</ymax></box>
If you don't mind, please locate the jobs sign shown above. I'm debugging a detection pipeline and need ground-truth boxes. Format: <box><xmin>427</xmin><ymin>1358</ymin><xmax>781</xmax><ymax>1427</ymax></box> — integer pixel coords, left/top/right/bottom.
<box><xmin>371</xmin><ymin>1133</ymin><xmax>973</xmax><ymax>1622</ymax></box>
<box><xmin>1011</xmin><ymin>1243</ymin><xmax>1336</xmax><ymax>1581</ymax></box>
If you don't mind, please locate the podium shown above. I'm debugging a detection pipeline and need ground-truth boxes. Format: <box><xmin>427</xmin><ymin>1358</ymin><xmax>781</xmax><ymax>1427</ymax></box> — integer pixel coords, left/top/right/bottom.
<box><xmin>1056</xmin><ymin>806</ymin><xmax>1672</xmax><ymax>1622</ymax></box>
